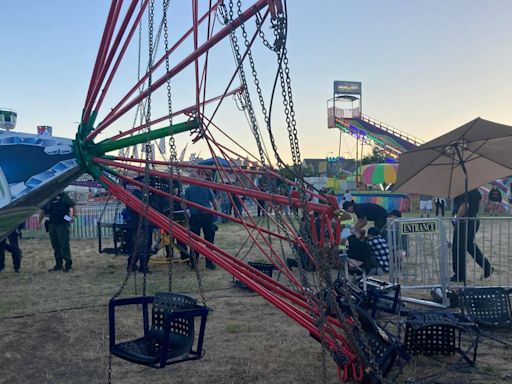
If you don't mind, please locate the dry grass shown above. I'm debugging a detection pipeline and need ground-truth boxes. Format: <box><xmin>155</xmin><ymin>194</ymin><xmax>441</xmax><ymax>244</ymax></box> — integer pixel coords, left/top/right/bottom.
<box><xmin>1</xmin><ymin>222</ymin><xmax>511</xmax><ymax>384</ymax></box>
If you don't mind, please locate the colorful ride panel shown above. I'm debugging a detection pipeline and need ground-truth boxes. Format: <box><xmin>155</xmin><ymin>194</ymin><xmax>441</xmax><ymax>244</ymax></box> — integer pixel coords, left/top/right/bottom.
<box><xmin>0</xmin><ymin>130</ymin><xmax>79</xmax><ymax>240</ymax></box>
<box><xmin>335</xmin><ymin>115</ymin><xmax>421</xmax><ymax>157</ymax></box>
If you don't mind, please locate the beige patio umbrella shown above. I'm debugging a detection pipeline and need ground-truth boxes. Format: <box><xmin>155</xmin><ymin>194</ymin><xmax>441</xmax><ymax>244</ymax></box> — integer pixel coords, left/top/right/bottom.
<box><xmin>394</xmin><ymin>117</ymin><xmax>512</xmax><ymax>198</ymax></box>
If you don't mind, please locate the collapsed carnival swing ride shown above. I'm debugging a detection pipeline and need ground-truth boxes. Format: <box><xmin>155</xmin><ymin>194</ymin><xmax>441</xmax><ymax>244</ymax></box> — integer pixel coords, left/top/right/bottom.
<box><xmin>0</xmin><ymin>1</ymin><xmax>409</xmax><ymax>382</ymax></box>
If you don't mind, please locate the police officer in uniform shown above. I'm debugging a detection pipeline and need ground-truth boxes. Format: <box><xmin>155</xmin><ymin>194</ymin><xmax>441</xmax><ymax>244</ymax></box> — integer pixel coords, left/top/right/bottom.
<box><xmin>0</xmin><ymin>225</ymin><xmax>23</xmax><ymax>273</ymax></box>
<box><xmin>42</xmin><ymin>192</ymin><xmax>75</xmax><ymax>272</ymax></box>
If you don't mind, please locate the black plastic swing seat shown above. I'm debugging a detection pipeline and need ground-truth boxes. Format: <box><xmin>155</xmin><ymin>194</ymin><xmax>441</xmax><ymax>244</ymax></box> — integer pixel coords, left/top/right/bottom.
<box><xmin>459</xmin><ymin>287</ymin><xmax>512</xmax><ymax>328</ymax></box>
<box><xmin>404</xmin><ymin>311</ymin><xmax>479</xmax><ymax>366</ymax></box>
<box><xmin>109</xmin><ymin>292</ymin><xmax>208</xmax><ymax>368</ymax></box>
<box><xmin>248</xmin><ymin>261</ymin><xmax>275</xmax><ymax>277</ymax></box>
<box><xmin>234</xmin><ymin>262</ymin><xmax>275</xmax><ymax>289</ymax></box>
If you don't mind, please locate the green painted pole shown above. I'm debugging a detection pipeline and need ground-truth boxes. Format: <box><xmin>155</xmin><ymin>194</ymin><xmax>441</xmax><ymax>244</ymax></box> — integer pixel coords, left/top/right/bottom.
<box><xmin>91</xmin><ymin>119</ymin><xmax>199</xmax><ymax>155</ymax></box>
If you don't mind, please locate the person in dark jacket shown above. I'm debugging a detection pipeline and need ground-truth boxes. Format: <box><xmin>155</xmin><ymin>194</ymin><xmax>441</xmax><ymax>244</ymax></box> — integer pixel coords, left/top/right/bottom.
<box><xmin>487</xmin><ymin>185</ymin><xmax>502</xmax><ymax>216</ymax></box>
<box><xmin>184</xmin><ymin>176</ymin><xmax>218</xmax><ymax>269</ymax></box>
<box><xmin>434</xmin><ymin>197</ymin><xmax>446</xmax><ymax>217</ymax></box>
<box><xmin>347</xmin><ymin>229</ymin><xmax>381</xmax><ymax>275</ymax></box>
<box><xmin>0</xmin><ymin>225</ymin><xmax>23</xmax><ymax>273</ymax></box>
<box><xmin>451</xmin><ymin>189</ymin><xmax>493</xmax><ymax>282</ymax></box>
<box><xmin>343</xmin><ymin>201</ymin><xmax>388</xmax><ymax>231</ymax></box>
<box><xmin>124</xmin><ymin>184</ymin><xmax>154</xmax><ymax>273</ymax></box>
<box><xmin>41</xmin><ymin>192</ymin><xmax>75</xmax><ymax>272</ymax></box>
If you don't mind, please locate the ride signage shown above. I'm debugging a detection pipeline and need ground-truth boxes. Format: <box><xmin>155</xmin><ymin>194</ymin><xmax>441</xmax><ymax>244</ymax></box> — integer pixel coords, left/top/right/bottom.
<box><xmin>400</xmin><ymin>220</ymin><xmax>438</xmax><ymax>235</ymax></box>
<box><xmin>334</xmin><ymin>81</ymin><xmax>362</xmax><ymax>95</ymax></box>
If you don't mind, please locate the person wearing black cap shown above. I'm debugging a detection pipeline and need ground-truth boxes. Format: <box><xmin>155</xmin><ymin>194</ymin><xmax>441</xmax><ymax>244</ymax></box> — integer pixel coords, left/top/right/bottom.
<box><xmin>342</xmin><ymin>201</ymin><xmax>388</xmax><ymax>231</ymax></box>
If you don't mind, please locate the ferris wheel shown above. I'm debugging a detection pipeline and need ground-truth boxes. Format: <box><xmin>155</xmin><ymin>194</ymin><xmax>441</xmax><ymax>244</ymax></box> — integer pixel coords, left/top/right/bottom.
<box><xmin>74</xmin><ymin>1</ymin><xmax>403</xmax><ymax>382</ymax></box>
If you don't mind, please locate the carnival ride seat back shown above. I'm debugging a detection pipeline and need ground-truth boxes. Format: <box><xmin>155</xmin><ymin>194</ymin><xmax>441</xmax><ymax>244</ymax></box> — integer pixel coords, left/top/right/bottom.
<box><xmin>459</xmin><ymin>287</ymin><xmax>512</xmax><ymax>328</ymax></box>
<box><xmin>109</xmin><ymin>292</ymin><xmax>209</xmax><ymax>368</ymax></box>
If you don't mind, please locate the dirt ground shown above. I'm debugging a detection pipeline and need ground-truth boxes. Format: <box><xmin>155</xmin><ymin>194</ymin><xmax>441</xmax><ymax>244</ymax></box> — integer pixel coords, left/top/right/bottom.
<box><xmin>1</xmin><ymin>223</ymin><xmax>512</xmax><ymax>384</ymax></box>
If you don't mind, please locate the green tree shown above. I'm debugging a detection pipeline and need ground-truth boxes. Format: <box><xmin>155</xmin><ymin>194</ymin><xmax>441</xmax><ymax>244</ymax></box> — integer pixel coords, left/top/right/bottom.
<box><xmin>361</xmin><ymin>147</ymin><xmax>387</xmax><ymax>165</ymax></box>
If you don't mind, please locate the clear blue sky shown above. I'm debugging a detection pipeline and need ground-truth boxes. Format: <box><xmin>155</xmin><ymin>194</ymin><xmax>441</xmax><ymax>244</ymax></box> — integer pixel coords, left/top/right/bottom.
<box><xmin>1</xmin><ymin>1</ymin><xmax>511</xmax><ymax>162</ymax></box>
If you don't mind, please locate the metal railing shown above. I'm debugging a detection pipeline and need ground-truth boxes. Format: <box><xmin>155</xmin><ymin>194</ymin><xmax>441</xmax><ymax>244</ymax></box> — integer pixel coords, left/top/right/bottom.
<box><xmin>387</xmin><ymin>216</ymin><xmax>512</xmax><ymax>307</ymax></box>
<box><xmin>361</xmin><ymin>114</ymin><xmax>424</xmax><ymax>147</ymax></box>
<box><xmin>22</xmin><ymin>204</ymin><xmax>123</xmax><ymax>239</ymax></box>
<box><xmin>22</xmin><ymin>199</ymin><xmax>260</xmax><ymax>240</ymax></box>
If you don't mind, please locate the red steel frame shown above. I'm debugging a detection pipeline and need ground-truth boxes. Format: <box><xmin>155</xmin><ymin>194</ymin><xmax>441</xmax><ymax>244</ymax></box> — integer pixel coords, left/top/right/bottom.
<box><xmin>78</xmin><ymin>0</ymin><xmax>368</xmax><ymax>380</ymax></box>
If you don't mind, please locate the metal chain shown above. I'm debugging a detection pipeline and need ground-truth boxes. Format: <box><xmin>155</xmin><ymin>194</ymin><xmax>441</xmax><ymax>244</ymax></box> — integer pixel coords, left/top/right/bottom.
<box><xmin>162</xmin><ymin>0</ymin><xmax>176</xmax><ymax>293</ymax></box>
<box><xmin>342</xmin><ymin>274</ymin><xmax>387</xmax><ymax>382</ymax></box>
<box><xmin>182</xmin><ymin>204</ymin><xmax>207</xmax><ymax>306</ymax></box>
<box><xmin>280</xmin><ymin>49</ymin><xmax>300</xmax><ymax>167</ymax></box>
<box><xmin>237</xmin><ymin>2</ymin><xmax>273</xmax><ymax>166</ymax></box>
<box><xmin>277</xmin><ymin>51</ymin><xmax>298</xmax><ymax>167</ymax></box>
<box><xmin>139</xmin><ymin>0</ymin><xmax>156</xmax><ymax>299</ymax></box>
<box><xmin>220</xmin><ymin>1</ymin><xmax>267</xmax><ymax>166</ymax></box>
<box><xmin>236</xmin><ymin>0</ymin><xmax>271</xmax><ymax>164</ymax></box>
<box><xmin>107</xmin><ymin>352</ymin><xmax>113</xmax><ymax>384</ymax></box>
<box><xmin>108</xmin><ymin>3</ymin><xmax>154</xmax><ymax>380</ymax></box>
<box><xmin>255</xmin><ymin>13</ymin><xmax>276</xmax><ymax>51</ymax></box>
<box><xmin>262</xmin><ymin>7</ymin><xmax>386</xmax><ymax>380</ymax></box>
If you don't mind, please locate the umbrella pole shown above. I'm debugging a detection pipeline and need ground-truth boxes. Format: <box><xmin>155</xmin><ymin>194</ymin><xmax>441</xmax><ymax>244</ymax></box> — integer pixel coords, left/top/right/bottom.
<box><xmin>455</xmin><ymin>144</ymin><xmax>469</xmax><ymax>286</ymax></box>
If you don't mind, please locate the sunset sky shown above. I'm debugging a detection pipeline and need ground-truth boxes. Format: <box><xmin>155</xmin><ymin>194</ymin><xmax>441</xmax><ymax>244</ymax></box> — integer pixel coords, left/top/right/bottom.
<box><xmin>2</xmin><ymin>0</ymin><xmax>511</xmax><ymax>163</ymax></box>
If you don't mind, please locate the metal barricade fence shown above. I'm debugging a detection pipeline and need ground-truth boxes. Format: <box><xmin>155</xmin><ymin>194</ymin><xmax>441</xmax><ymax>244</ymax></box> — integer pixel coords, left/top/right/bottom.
<box><xmin>22</xmin><ymin>204</ymin><xmax>123</xmax><ymax>240</ymax></box>
<box><xmin>387</xmin><ymin>216</ymin><xmax>512</xmax><ymax>307</ymax></box>
<box><xmin>387</xmin><ymin>217</ymin><xmax>449</xmax><ymax>306</ymax></box>
<box><xmin>22</xmin><ymin>200</ymin><xmax>258</xmax><ymax>240</ymax></box>
<box><xmin>446</xmin><ymin>216</ymin><xmax>512</xmax><ymax>288</ymax></box>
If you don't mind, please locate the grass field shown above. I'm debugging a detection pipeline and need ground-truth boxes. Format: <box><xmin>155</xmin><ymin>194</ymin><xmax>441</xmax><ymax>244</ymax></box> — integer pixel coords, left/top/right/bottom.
<box><xmin>1</xmin><ymin>221</ymin><xmax>512</xmax><ymax>384</ymax></box>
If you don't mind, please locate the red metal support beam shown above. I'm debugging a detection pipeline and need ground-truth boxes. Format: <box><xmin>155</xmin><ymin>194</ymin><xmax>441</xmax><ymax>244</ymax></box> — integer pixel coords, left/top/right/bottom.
<box><xmin>93</xmin><ymin>157</ymin><xmax>335</xmax><ymax>215</ymax></box>
<box><xmin>109</xmin><ymin>86</ymin><xmax>243</xmax><ymax>141</ymax></box>
<box><xmin>113</xmin><ymin>171</ymin><xmax>295</xmax><ymax>244</ymax></box>
<box><xmin>86</xmin><ymin>2</ymin><xmax>223</xmax><ymax>141</ymax></box>
<box><xmin>84</xmin><ymin>0</ymin><xmax>134</xmax><ymax>122</ymax></box>
<box><xmin>93</xmin><ymin>0</ymin><xmax>149</xmax><ymax>117</ymax></box>
<box><xmin>83</xmin><ymin>0</ymin><xmax>120</xmax><ymax>121</ymax></box>
<box><xmin>87</xmin><ymin>0</ymin><xmax>269</xmax><ymax>140</ymax></box>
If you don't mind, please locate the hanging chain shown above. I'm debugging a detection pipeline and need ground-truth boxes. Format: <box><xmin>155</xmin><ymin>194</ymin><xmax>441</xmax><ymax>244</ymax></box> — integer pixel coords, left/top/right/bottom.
<box><xmin>108</xmin><ymin>3</ymin><xmax>153</xmax><ymax>382</ymax></box>
<box><xmin>219</xmin><ymin>1</ymin><xmax>267</xmax><ymax>166</ymax></box>
<box><xmin>139</xmin><ymin>0</ymin><xmax>156</xmax><ymax>299</ymax></box>
<box><xmin>261</xmin><ymin>6</ymin><xmax>385</xmax><ymax>380</ymax></box>
<box><xmin>162</xmin><ymin>0</ymin><xmax>177</xmax><ymax>292</ymax></box>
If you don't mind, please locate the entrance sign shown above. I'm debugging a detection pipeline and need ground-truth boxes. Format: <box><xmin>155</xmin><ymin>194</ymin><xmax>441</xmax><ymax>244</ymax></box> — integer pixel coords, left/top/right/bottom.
<box><xmin>400</xmin><ymin>220</ymin><xmax>438</xmax><ymax>235</ymax></box>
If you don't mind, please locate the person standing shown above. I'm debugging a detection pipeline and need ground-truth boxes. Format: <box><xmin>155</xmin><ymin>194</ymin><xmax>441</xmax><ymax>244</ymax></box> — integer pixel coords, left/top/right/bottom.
<box><xmin>167</xmin><ymin>181</ymin><xmax>188</xmax><ymax>260</ymax></box>
<box><xmin>256</xmin><ymin>186</ymin><xmax>267</xmax><ymax>217</ymax></box>
<box><xmin>451</xmin><ymin>189</ymin><xmax>492</xmax><ymax>282</ymax></box>
<box><xmin>42</xmin><ymin>192</ymin><xmax>75</xmax><ymax>272</ymax></box>
<box><xmin>231</xmin><ymin>193</ymin><xmax>244</xmax><ymax>219</ymax></box>
<box><xmin>419</xmin><ymin>194</ymin><xmax>433</xmax><ymax>217</ymax></box>
<box><xmin>434</xmin><ymin>197</ymin><xmax>446</xmax><ymax>217</ymax></box>
<box><xmin>124</xmin><ymin>183</ymin><xmax>154</xmax><ymax>273</ymax></box>
<box><xmin>0</xmin><ymin>225</ymin><xmax>23</xmax><ymax>273</ymax></box>
<box><xmin>184</xmin><ymin>178</ymin><xmax>218</xmax><ymax>269</ymax></box>
<box><xmin>487</xmin><ymin>185</ymin><xmax>502</xmax><ymax>216</ymax></box>
<box><xmin>219</xmin><ymin>190</ymin><xmax>232</xmax><ymax>222</ymax></box>
<box><xmin>343</xmin><ymin>189</ymin><xmax>353</xmax><ymax>203</ymax></box>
